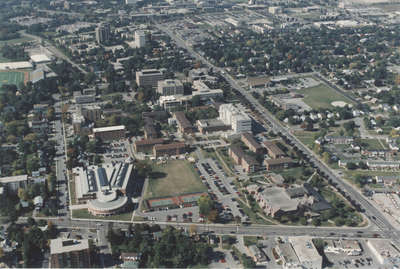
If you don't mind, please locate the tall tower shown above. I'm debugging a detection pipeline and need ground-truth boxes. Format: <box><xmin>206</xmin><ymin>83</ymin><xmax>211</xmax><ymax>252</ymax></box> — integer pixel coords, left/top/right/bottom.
<box><xmin>95</xmin><ymin>23</ymin><xmax>110</xmax><ymax>44</ymax></box>
<box><xmin>135</xmin><ymin>31</ymin><xmax>146</xmax><ymax>48</ymax></box>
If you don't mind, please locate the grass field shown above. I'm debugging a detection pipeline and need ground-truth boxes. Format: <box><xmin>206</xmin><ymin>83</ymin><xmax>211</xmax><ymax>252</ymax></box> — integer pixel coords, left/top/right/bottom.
<box><xmin>72</xmin><ymin>209</ymin><xmax>133</xmax><ymax>221</ymax></box>
<box><xmin>301</xmin><ymin>84</ymin><xmax>354</xmax><ymax>109</ymax></box>
<box><xmin>145</xmin><ymin>160</ymin><xmax>207</xmax><ymax>199</ymax></box>
<box><xmin>293</xmin><ymin>131</ymin><xmax>315</xmax><ymax>148</ymax></box>
<box><xmin>0</xmin><ymin>71</ymin><xmax>25</xmax><ymax>88</ymax></box>
<box><xmin>360</xmin><ymin>138</ymin><xmax>386</xmax><ymax>150</ymax></box>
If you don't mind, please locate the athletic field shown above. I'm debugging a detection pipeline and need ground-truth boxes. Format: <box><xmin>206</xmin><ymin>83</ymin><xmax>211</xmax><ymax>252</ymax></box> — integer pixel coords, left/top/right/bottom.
<box><xmin>0</xmin><ymin>71</ymin><xmax>27</xmax><ymax>89</ymax></box>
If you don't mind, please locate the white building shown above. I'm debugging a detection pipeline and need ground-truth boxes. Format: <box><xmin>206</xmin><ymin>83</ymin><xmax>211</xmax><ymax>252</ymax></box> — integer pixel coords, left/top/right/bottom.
<box><xmin>324</xmin><ymin>239</ymin><xmax>362</xmax><ymax>256</ymax></box>
<box><xmin>192</xmin><ymin>80</ymin><xmax>223</xmax><ymax>101</ymax></box>
<box><xmin>289</xmin><ymin>236</ymin><xmax>322</xmax><ymax>269</ymax></box>
<box><xmin>135</xmin><ymin>31</ymin><xmax>146</xmax><ymax>48</ymax></box>
<box><xmin>219</xmin><ymin>103</ymin><xmax>252</xmax><ymax>134</ymax></box>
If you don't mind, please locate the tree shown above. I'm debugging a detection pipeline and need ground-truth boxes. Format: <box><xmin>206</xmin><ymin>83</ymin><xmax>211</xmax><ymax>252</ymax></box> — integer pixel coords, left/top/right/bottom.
<box><xmin>322</xmin><ymin>152</ymin><xmax>331</xmax><ymax>164</ymax></box>
<box><xmin>312</xmin><ymin>218</ymin><xmax>321</xmax><ymax>226</ymax></box>
<box><xmin>241</xmin><ymin>255</ymin><xmax>256</xmax><ymax>268</ymax></box>
<box><xmin>346</xmin><ymin>162</ymin><xmax>358</xmax><ymax>170</ymax></box>
<box><xmin>198</xmin><ymin>195</ymin><xmax>214</xmax><ymax>217</ymax></box>
<box><xmin>18</xmin><ymin>188</ymin><xmax>29</xmax><ymax>201</ymax></box>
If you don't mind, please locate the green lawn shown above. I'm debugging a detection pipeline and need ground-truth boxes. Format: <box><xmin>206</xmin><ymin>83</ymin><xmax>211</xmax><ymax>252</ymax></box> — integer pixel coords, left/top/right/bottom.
<box><xmin>360</xmin><ymin>139</ymin><xmax>386</xmax><ymax>150</ymax></box>
<box><xmin>0</xmin><ymin>71</ymin><xmax>25</xmax><ymax>88</ymax></box>
<box><xmin>145</xmin><ymin>160</ymin><xmax>207</xmax><ymax>199</ymax></box>
<box><xmin>293</xmin><ymin>131</ymin><xmax>316</xmax><ymax>148</ymax></box>
<box><xmin>301</xmin><ymin>84</ymin><xmax>354</xmax><ymax>109</ymax></box>
<box><xmin>72</xmin><ymin>208</ymin><xmax>133</xmax><ymax>221</ymax></box>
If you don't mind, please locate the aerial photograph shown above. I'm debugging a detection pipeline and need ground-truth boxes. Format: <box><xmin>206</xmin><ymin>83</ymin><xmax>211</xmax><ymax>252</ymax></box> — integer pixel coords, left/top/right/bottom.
<box><xmin>1</xmin><ymin>0</ymin><xmax>400</xmax><ymax>268</ymax></box>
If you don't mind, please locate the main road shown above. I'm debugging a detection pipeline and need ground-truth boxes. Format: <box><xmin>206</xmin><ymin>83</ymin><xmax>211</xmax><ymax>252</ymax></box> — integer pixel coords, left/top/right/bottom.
<box><xmin>154</xmin><ymin>22</ymin><xmax>400</xmax><ymax>244</ymax></box>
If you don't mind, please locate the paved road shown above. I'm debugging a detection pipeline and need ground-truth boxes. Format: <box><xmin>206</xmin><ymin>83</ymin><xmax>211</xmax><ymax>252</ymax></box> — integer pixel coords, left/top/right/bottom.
<box><xmin>154</xmin><ymin>22</ymin><xmax>400</xmax><ymax>245</ymax></box>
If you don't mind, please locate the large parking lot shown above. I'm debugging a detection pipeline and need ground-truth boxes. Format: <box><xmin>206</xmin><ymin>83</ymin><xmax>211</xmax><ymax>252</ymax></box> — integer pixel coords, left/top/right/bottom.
<box><xmin>196</xmin><ymin>158</ymin><xmax>249</xmax><ymax>223</ymax></box>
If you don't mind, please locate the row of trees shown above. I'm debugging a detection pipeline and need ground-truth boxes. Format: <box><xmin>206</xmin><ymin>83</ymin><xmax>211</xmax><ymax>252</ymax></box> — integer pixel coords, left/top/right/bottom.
<box><xmin>108</xmin><ymin>224</ymin><xmax>213</xmax><ymax>268</ymax></box>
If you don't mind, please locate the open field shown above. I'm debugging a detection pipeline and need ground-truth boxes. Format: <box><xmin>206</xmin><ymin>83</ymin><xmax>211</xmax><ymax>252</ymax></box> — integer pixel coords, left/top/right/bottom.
<box><xmin>360</xmin><ymin>138</ymin><xmax>386</xmax><ymax>150</ymax></box>
<box><xmin>293</xmin><ymin>130</ymin><xmax>315</xmax><ymax>148</ymax></box>
<box><xmin>145</xmin><ymin>160</ymin><xmax>207</xmax><ymax>199</ymax></box>
<box><xmin>0</xmin><ymin>71</ymin><xmax>26</xmax><ymax>88</ymax></box>
<box><xmin>72</xmin><ymin>208</ymin><xmax>133</xmax><ymax>221</ymax></box>
<box><xmin>300</xmin><ymin>84</ymin><xmax>355</xmax><ymax>109</ymax></box>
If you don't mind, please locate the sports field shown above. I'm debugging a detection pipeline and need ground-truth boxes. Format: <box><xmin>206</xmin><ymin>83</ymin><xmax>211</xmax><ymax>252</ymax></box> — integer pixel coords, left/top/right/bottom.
<box><xmin>145</xmin><ymin>160</ymin><xmax>206</xmax><ymax>199</ymax></box>
<box><xmin>0</xmin><ymin>71</ymin><xmax>26</xmax><ymax>88</ymax></box>
<box><xmin>301</xmin><ymin>84</ymin><xmax>355</xmax><ymax>109</ymax></box>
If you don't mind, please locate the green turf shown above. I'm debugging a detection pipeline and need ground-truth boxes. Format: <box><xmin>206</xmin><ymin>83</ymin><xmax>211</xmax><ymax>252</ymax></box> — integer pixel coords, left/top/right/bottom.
<box><xmin>145</xmin><ymin>160</ymin><xmax>207</xmax><ymax>199</ymax></box>
<box><xmin>72</xmin><ymin>208</ymin><xmax>133</xmax><ymax>221</ymax></box>
<box><xmin>0</xmin><ymin>71</ymin><xmax>25</xmax><ymax>88</ymax></box>
<box><xmin>301</xmin><ymin>84</ymin><xmax>354</xmax><ymax>109</ymax></box>
<box><xmin>360</xmin><ymin>139</ymin><xmax>386</xmax><ymax>150</ymax></box>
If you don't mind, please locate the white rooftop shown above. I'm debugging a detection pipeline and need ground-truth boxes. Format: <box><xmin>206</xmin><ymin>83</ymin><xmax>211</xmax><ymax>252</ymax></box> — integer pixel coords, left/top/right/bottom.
<box><xmin>0</xmin><ymin>175</ymin><xmax>28</xmax><ymax>184</ymax></box>
<box><xmin>93</xmin><ymin>125</ymin><xmax>125</xmax><ymax>133</ymax></box>
<box><xmin>0</xmin><ymin>62</ymin><xmax>33</xmax><ymax>70</ymax></box>
<box><xmin>30</xmin><ymin>54</ymin><xmax>51</xmax><ymax>63</ymax></box>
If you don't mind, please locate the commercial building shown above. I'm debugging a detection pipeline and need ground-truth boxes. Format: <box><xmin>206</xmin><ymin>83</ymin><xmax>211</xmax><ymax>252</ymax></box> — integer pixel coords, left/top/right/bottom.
<box><xmin>72</xmin><ymin>113</ymin><xmax>86</xmax><ymax>135</ymax></box>
<box><xmin>95</xmin><ymin>23</ymin><xmax>110</xmax><ymax>44</ymax></box>
<box><xmin>74</xmin><ymin>91</ymin><xmax>95</xmax><ymax>104</ymax></box>
<box><xmin>134</xmin><ymin>138</ymin><xmax>165</xmax><ymax>152</ymax></box>
<box><xmin>264</xmin><ymin>157</ymin><xmax>293</xmax><ymax>170</ymax></box>
<box><xmin>120</xmin><ymin>252</ymin><xmax>141</xmax><ymax>268</ymax></box>
<box><xmin>159</xmin><ymin>95</ymin><xmax>186</xmax><ymax>111</ymax></box>
<box><xmin>157</xmin><ymin>79</ymin><xmax>184</xmax><ymax>96</ymax></box>
<box><xmin>73</xmin><ymin>160</ymin><xmax>136</xmax><ymax>215</ymax></box>
<box><xmin>136</xmin><ymin>69</ymin><xmax>164</xmax><ymax>88</ymax></box>
<box><xmin>289</xmin><ymin>236</ymin><xmax>322</xmax><ymax>269</ymax></box>
<box><xmin>50</xmin><ymin>238</ymin><xmax>91</xmax><ymax>268</ymax></box>
<box><xmin>263</xmin><ymin>141</ymin><xmax>285</xmax><ymax>158</ymax></box>
<box><xmin>0</xmin><ymin>175</ymin><xmax>28</xmax><ymax>193</ymax></box>
<box><xmin>196</xmin><ymin>119</ymin><xmax>230</xmax><ymax>134</ymax></box>
<box><xmin>247</xmin><ymin>245</ymin><xmax>267</xmax><ymax>263</ymax></box>
<box><xmin>135</xmin><ymin>30</ymin><xmax>146</xmax><ymax>48</ymax></box>
<box><xmin>153</xmin><ymin>142</ymin><xmax>186</xmax><ymax>158</ymax></box>
<box><xmin>219</xmin><ymin>103</ymin><xmax>252</xmax><ymax>134</ymax></box>
<box><xmin>324</xmin><ymin>239</ymin><xmax>362</xmax><ymax>256</ymax></box>
<box><xmin>276</xmin><ymin>242</ymin><xmax>301</xmax><ymax>268</ymax></box>
<box><xmin>241</xmin><ymin>133</ymin><xmax>263</xmax><ymax>154</ymax></box>
<box><xmin>367</xmin><ymin>239</ymin><xmax>400</xmax><ymax>266</ymax></box>
<box><xmin>93</xmin><ymin>125</ymin><xmax>125</xmax><ymax>141</ymax></box>
<box><xmin>80</xmin><ymin>105</ymin><xmax>101</xmax><ymax>122</ymax></box>
<box><xmin>173</xmin><ymin>111</ymin><xmax>195</xmax><ymax>134</ymax></box>
<box><xmin>191</xmin><ymin>80</ymin><xmax>223</xmax><ymax>101</ymax></box>
<box><xmin>73</xmin><ymin>160</ymin><xmax>135</xmax><ymax>201</ymax></box>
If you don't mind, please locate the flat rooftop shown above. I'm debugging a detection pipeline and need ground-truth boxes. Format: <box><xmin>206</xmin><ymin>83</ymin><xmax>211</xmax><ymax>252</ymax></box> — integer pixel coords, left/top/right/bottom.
<box><xmin>0</xmin><ymin>175</ymin><xmax>28</xmax><ymax>184</ymax></box>
<box><xmin>93</xmin><ymin>125</ymin><xmax>125</xmax><ymax>133</ymax></box>
<box><xmin>50</xmin><ymin>238</ymin><xmax>89</xmax><ymax>255</ymax></box>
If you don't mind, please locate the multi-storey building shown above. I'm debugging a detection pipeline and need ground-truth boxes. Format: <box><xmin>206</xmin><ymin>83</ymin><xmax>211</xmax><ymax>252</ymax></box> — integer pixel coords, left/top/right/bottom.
<box><xmin>135</xmin><ymin>31</ymin><xmax>146</xmax><ymax>48</ymax></box>
<box><xmin>50</xmin><ymin>238</ymin><xmax>91</xmax><ymax>268</ymax></box>
<box><xmin>157</xmin><ymin>79</ymin><xmax>184</xmax><ymax>96</ymax></box>
<box><xmin>95</xmin><ymin>23</ymin><xmax>110</xmax><ymax>44</ymax></box>
<box><xmin>136</xmin><ymin>69</ymin><xmax>164</xmax><ymax>88</ymax></box>
<box><xmin>218</xmin><ymin>103</ymin><xmax>252</xmax><ymax>134</ymax></box>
